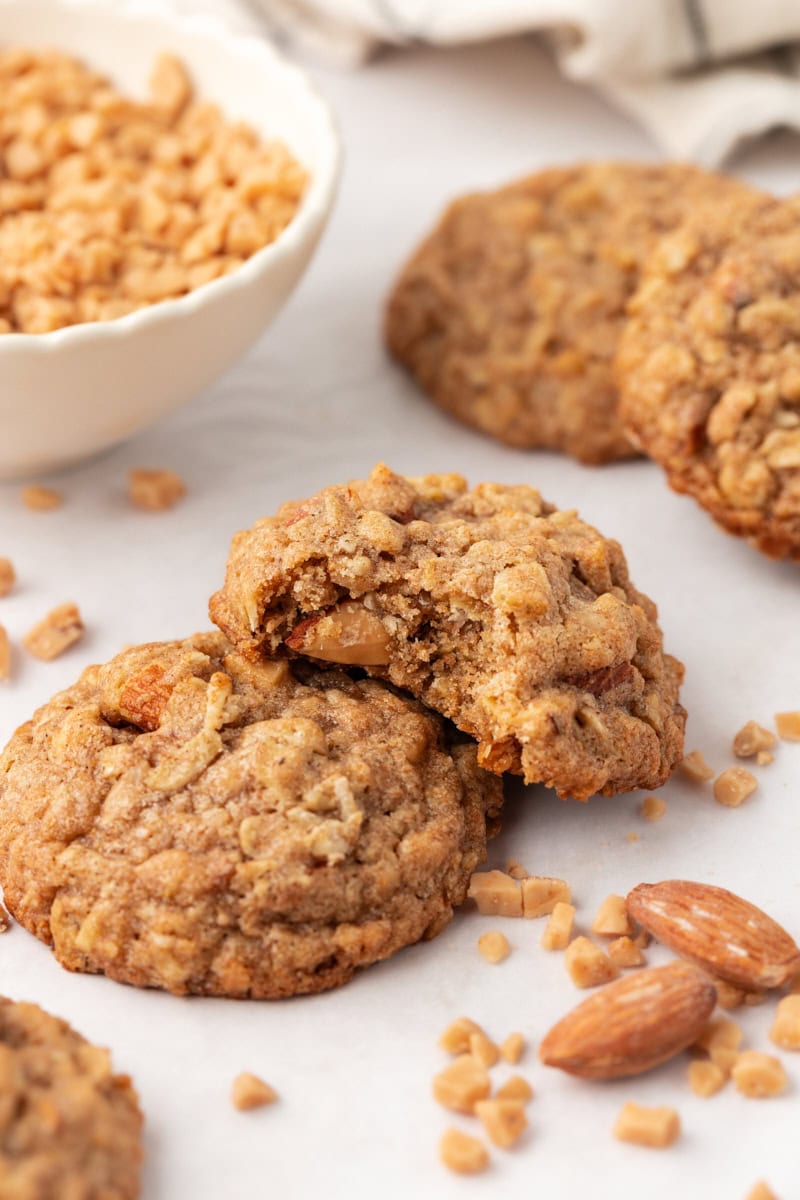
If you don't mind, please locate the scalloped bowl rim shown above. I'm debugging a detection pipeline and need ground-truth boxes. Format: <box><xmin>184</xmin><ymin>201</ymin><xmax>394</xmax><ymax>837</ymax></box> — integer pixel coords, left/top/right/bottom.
<box><xmin>0</xmin><ymin>0</ymin><xmax>341</xmax><ymax>355</ymax></box>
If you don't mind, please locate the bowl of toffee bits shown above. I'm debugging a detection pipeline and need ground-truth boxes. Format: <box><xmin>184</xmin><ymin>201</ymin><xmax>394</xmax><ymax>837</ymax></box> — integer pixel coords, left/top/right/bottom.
<box><xmin>0</xmin><ymin>0</ymin><xmax>340</xmax><ymax>477</ymax></box>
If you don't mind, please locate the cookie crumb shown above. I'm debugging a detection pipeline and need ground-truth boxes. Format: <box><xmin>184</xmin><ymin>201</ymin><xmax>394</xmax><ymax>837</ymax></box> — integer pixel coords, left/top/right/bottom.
<box><xmin>733</xmin><ymin>721</ymin><xmax>777</xmax><ymax>759</ymax></box>
<box><xmin>775</xmin><ymin>712</ymin><xmax>800</xmax><ymax>742</ymax></box>
<box><xmin>495</xmin><ymin>1075</ymin><xmax>533</xmax><ymax>1104</ymax></box>
<box><xmin>0</xmin><ymin>558</ymin><xmax>15</xmax><ymax>597</ymax></box>
<box><xmin>0</xmin><ymin>626</ymin><xmax>10</xmax><ymax>681</ymax></box>
<box><xmin>714</xmin><ymin>979</ymin><xmax>747</xmax><ymax>1010</ymax></box>
<box><xmin>640</xmin><ymin>795</ymin><xmax>667</xmax><ymax>822</ymax></box>
<box><xmin>468</xmin><ymin>870</ymin><xmax>522</xmax><ymax>917</ymax></box>
<box><xmin>731</xmin><ymin>1051</ymin><xmax>788</xmax><ymax>1098</ymax></box>
<box><xmin>23</xmin><ymin>603</ymin><xmax>84</xmax><ymax>661</ymax></box>
<box><xmin>520</xmin><ymin>875</ymin><xmax>571</xmax><ymax>918</ymax></box>
<box><xmin>499</xmin><ymin>1033</ymin><xmax>525</xmax><ymax>1065</ymax></box>
<box><xmin>469</xmin><ymin>1031</ymin><xmax>500</xmax><ymax>1069</ymax></box>
<box><xmin>231</xmin><ymin>1072</ymin><xmax>277</xmax><ymax>1111</ymax></box>
<box><xmin>613</xmin><ymin>1102</ymin><xmax>680</xmax><ymax>1148</ymax></box>
<box><xmin>439</xmin><ymin>1128</ymin><xmax>489</xmax><ymax>1175</ymax></box>
<box><xmin>626</xmin><ymin>831</ymin><xmax>640</xmax><ymax>843</ymax></box>
<box><xmin>0</xmin><ymin>905</ymin><xmax>10</xmax><ymax>932</ymax></box>
<box><xmin>128</xmin><ymin>468</ymin><xmax>186</xmax><ymax>512</ymax></box>
<box><xmin>713</xmin><ymin>767</ymin><xmax>757</xmax><ymax>808</ymax></box>
<box><xmin>679</xmin><ymin>750</ymin><xmax>714</xmax><ymax>782</ymax></box>
<box><xmin>474</xmin><ymin>1098</ymin><xmax>527</xmax><ymax>1149</ymax></box>
<box><xmin>540</xmin><ymin>901</ymin><xmax>575</xmax><ymax>951</ymax></box>
<box><xmin>608</xmin><ymin>935</ymin><xmax>645</xmax><ymax>969</ymax></box>
<box><xmin>564</xmin><ymin>936</ymin><xmax>618</xmax><ymax>988</ymax></box>
<box><xmin>21</xmin><ymin>485</ymin><xmax>62</xmax><ymax>511</ymax></box>
<box><xmin>506</xmin><ymin>859</ymin><xmax>528</xmax><ymax>880</ymax></box>
<box><xmin>477</xmin><ymin>930</ymin><xmax>510</xmax><ymax>964</ymax></box>
<box><xmin>591</xmin><ymin>894</ymin><xmax>633</xmax><ymax>937</ymax></box>
<box><xmin>695</xmin><ymin>1016</ymin><xmax>743</xmax><ymax>1073</ymax></box>
<box><xmin>432</xmin><ymin>1055</ymin><xmax>491</xmax><ymax>1114</ymax></box>
<box><xmin>688</xmin><ymin>1059</ymin><xmax>727</xmax><ymax>1097</ymax></box>
<box><xmin>745</xmin><ymin>1183</ymin><xmax>779</xmax><ymax>1200</ymax></box>
<box><xmin>438</xmin><ymin>1017</ymin><xmax>482</xmax><ymax>1056</ymax></box>
<box><xmin>770</xmin><ymin>995</ymin><xmax>800</xmax><ymax>1050</ymax></box>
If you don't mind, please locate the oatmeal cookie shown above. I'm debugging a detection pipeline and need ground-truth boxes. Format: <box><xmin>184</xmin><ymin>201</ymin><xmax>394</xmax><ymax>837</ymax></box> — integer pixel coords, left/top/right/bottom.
<box><xmin>210</xmin><ymin>465</ymin><xmax>685</xmax><ymax>800</ymax></box>
<box><xmin>617</xmin><ymin>193</ymin><xmax>800</xmax><ymax>560</ymax></box>
<box><xmin>0</xmin><ymin>633</ymin><xmax>499</xmax><ymax>998</ymax></box>
<box><xmin>386</xmin><ymin>163</ymin><xmax>759</xmax><ymax>464</ymax></box>
<box><xmin>0</xmin><ymin>996</ymin><xmax>142</xmax><ymax>1199</ymax></box>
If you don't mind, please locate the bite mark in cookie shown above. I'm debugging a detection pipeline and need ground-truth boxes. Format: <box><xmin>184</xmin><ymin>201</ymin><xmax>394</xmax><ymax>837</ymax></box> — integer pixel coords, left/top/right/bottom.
<box><xmin>210</xmin><ymin>464</ymin><xmax>686</xmax><ymax>801</ymax></box>
<box><xmin>0</xmin><ymin>632</ymin><xmax>500</xmax><ymax>998</ymax></box>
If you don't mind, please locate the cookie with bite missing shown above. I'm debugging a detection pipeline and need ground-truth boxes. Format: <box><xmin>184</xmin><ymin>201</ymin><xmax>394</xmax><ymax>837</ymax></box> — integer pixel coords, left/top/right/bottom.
<box><xmin>210</xmin><ymin>464</ymin><xmax>686</xmax><ymax>800</ymax></box>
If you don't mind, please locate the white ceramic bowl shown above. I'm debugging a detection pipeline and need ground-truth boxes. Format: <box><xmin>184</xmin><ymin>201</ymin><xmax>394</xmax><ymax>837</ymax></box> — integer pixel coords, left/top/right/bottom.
<box><xmin>0</xmin><ymin>0</ymin><xmax>341</xmax><ymax>478</ymax></box>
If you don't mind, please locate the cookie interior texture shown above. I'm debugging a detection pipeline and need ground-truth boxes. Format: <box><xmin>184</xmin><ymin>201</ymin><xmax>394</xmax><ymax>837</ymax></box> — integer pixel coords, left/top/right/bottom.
<box><xmin>210</xmin><ymin>465</ymin><xmax>686</xmax><ymax>801</ymax></box>
<box><xmin>386</xmin><ymin>162</ymin><xmax>760</xmax><ymax>465</ymax></box>
<box><xmin>617</xmin><ymin>193</ymin><xmax>800</xmax><ymax>561</ymax></box>
<box><xmin>0</xmin><ymin>996</ymin><xmax>143</xmax><ymax>1199</ymax></box>
<box><xmin>0</xmin><ymin>634</ymin><xmax>500</xmax><ymax>998</ymax></box>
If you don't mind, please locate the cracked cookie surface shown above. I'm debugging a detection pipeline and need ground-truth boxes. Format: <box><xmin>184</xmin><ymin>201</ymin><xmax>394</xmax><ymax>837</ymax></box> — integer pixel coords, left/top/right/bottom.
<box><xmin>0</xmin><ymin>633</ymin><xmax>500</xmax><ymax>998</ymax></box>
<box><xmin>0</xmin><ymin>996</ymin><xmax>142</xmax><ymax>1200</ymax></box>
<box><xmin>210</xmin><ymin>465</ymin><xmax>686</xmax><ymax>800</ymax></box>
<box><xmin>386</xmin><ymin>163</ymin><xmax>759</xmax><ymax>464</ymax></box>
<box><xmin>617</xmin><ymin>194</ymin><xmax>800</xmax><ymax>560</ymax></box>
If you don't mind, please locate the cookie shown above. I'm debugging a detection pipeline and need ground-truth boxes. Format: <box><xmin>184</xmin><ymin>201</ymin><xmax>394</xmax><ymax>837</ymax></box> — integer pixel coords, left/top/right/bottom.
<box><xmin>386</xmin><ymin>163</ymin><xmax>759</xmax><ymax>464</ymax></box>
<box><xmin>210</xmin><ymin>464</ymin><xmax>686</xmax><ymax>800</ymax></box>
<box><xmin>0</xmin><ymin>633</ymin><xmax>500</xmax><ymax>998</ymax></box>
<box><xmin>0</xmin><ymin>996</ymin><xmax>142</xmax><ymax>1199</ymax></box>
<box><xmin>617</xmin><ymin>193</ymin><xmax>800</xmax><ymax>560</ymax></box>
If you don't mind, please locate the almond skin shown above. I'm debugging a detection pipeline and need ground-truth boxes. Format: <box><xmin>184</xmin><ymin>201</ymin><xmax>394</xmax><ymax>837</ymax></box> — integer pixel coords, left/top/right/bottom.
<box><xmin>626</xmin><ymin>880</ymin><xmax>800</xmax><ymax>990</ymax></box>
<box><xmin>539</xmin><ymin>961</ymin><xmax>716</xmax><ymax>1080</ymax></box>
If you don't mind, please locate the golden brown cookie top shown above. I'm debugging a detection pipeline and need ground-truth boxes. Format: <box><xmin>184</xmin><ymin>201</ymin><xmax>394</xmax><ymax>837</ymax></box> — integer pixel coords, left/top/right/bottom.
<box><xmin>0</xmin><ymin>633</ymin><xmax>499</xmax><ymax>999</ymax></box>
<box><xmin>617</xmin><ymin>193</ymin><xmax>800</xmax><ymax>560</ymax></box>
<box><xmin>0</xmin><ymin>997</ymin><xmax>142</xmax><ymax>1200</ymax></box>
<box><xmin>210</xmin><ymin>465</ymin><xmax>686</xmax><ymax>801</ymax></box>
<box><xmin>386</xmin><ymin>163</ymin><xmax>760</xmax><ymax>464</ymax></box>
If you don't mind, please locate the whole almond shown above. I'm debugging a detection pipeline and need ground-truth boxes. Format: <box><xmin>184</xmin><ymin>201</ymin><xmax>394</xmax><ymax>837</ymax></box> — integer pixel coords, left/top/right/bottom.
<box><xmin>626</xmin><ymin>881</ymin><xmax>800</xmax><ymax>990</ymax></box>
<box><xmin>539</xmin><ymin>961</ymin><xmax>716</xmax><ymax>1080</ymax></box>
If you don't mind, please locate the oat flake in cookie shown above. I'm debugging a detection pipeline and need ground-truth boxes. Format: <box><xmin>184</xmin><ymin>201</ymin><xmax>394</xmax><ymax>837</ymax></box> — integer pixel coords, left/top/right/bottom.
<box><xmin>210</xmin><ymin>465</ymin><xmax>686</xmax><ymax>800</ymax></box>
<box><xmin>386</xmin><ymin>163</ymin><xmax>760</xmax><ymax>464</ymax></box>
<box><xmin>617</xmin><ymin>193</ymin><xmax>800</xmax><ymax>561</ymax></box>
<box><xmin>0</xmin><ymin>633</ymin><xmax>500</xmax><ymax>998</ymax></box>
<box><xmin>0</xmin><ymin>996</ymin><xmax>143</xmax><ymax>1199</ymax></box>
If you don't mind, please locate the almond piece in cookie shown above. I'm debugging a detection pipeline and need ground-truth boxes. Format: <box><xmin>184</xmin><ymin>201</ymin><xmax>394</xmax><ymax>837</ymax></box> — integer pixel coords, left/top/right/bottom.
<box><xmin>539</xmin><ymin>962</ymin><xmax>716</xmax><ymax>1080</ymax></box>
<box><xmin>210</xmin><ymin>465</ymin><xmax>686</xmax><ymax>802</ymax></box>
<box><xmin>286</xmin><ymin>601</ymin><xmax>391</xmax><ymax>667</ymax></box>
<box><xmin>626</xmin><ymin>881</ymin><xmax>800</xmax><ymax>990</ymax></box>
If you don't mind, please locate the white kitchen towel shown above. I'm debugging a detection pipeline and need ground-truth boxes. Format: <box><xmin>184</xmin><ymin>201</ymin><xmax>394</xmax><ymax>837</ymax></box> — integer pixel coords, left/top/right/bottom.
<box><xmin>207</xmin><ymin>0</ymin><xmax>800</xmax><ymax>165</ymax></box>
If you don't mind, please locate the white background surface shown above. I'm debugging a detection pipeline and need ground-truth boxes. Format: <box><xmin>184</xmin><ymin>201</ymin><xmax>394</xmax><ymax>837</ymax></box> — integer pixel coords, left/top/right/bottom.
<box><xmin>1</xmin><ymin>34</ymin><xmax>799</xmax><ymax>1200</ymax></box>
